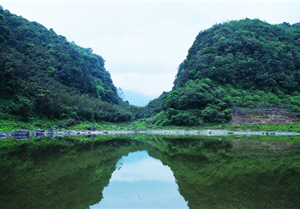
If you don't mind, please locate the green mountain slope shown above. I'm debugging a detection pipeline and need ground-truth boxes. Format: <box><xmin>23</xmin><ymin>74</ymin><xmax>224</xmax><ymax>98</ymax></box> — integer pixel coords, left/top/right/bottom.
<box><xmin>0</xmin><ymin>7</ymin><xmax>138</xmax><ymax>122</ymax></box>
<box><xmin>153</xmin><ymin>19</ymin><xmax>300</xmax><ymax>126</ymax></box>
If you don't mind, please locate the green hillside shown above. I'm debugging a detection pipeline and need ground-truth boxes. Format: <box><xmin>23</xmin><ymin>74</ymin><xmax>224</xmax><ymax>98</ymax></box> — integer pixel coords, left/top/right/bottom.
<box><xmin>152</xmin><ymin>19</ymin><xmax>300</xmax><ymax>126</ymax></box>
<box><xmin>1</xmin><ymin>8</ymin><xmax>300</xmax><ymax>128</ymax></box>
<box><xmin>0</xmin><ymin>7</ymin><xmax>141</xmax><ymax>122</ymax></box>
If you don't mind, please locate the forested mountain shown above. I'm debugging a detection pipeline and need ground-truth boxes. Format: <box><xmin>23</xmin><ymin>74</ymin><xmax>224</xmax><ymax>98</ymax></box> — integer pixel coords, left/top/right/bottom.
<box><xmin>2</xmin><ymin>8</ymin><xmax>300</xmax><ymax>126</ymax></box>
<box><xmin>151</xmin><ymin>19</ymin><xmax>300</xmax><ymax>126</ymax></box>
<box><xmin>0</xmin><ymin>6</ymin><xmax>142</xmax><ymax>122</ymax></box>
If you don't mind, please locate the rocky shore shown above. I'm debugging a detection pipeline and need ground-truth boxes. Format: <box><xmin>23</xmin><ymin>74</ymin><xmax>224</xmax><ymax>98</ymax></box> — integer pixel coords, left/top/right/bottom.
<box><xmin>1</xmin><ymin>128</ymin><xmax>300</xmax><ymax>141</ymax></box>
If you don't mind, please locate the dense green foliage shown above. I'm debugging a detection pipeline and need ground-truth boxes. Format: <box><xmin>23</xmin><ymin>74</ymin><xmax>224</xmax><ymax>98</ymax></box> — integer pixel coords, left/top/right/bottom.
<box><xmin>176</xmin><ymin>19</ymin><xmax>300</xmax><ymax>91</ymax></box>
<box><xmin>2</xmin><ymin>8</ymin><xmax>300</xmax><ymax>127</ymax></box>
<box><xmin>142</xmin><ymin>91</ymin><xmax>169</xmax><ymax>118</ymax></box>
<box><xmin>0</xmin><ymin>7</ymin><xmax>142</xmax><ymax>122</ymax></box>
<box><xmin>154</xmin><ymin>78</ymin><xmax>233</xmax><ymax>125</ymax></box>
<box><xmin>153</xmin><ymin>19</ymin><xmax>300</xmax><ymax>125</ymax></box>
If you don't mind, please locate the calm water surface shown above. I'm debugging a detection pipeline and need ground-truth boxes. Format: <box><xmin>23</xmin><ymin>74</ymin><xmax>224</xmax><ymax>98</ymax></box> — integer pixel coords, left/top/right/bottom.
<box><xmin>0</xmin><ymin>135</ymin><xmax>299</xmax><ymax>209</ymax></box>
<box><xmin>91</xmin><ymin>151</ymin><xmax>188</xmax><ymax>208</ymax></box>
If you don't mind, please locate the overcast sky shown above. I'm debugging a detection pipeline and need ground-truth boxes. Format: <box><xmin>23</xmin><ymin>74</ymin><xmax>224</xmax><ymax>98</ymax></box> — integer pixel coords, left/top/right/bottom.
<box><xmin>0</xmin><ymin>1</ymin><xmax>299</xmax><ymax>106</ymax></box>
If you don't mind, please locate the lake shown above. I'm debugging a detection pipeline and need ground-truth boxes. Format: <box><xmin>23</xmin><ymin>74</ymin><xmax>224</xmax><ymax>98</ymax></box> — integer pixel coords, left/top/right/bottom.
<box><xmin>0</xmin><ymin>134</ymin><xmax>299</xmax><ymax>208</ymax></box>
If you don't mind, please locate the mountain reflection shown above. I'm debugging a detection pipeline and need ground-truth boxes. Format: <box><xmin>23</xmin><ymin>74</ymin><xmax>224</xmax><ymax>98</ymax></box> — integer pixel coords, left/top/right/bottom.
<box><xmin>0</xmin><ymin>135</ymin><xmax>299</xmax><ymax>209</ymax></box>
<box><xmin>111</xmin><ymin>151</ymin><xmax>175</xmax><ymax>182</ymax></box>
<box><xmin>92</xmin><ymin>151</ymin><xmax>188</xmax><ymax>208</ymax></box>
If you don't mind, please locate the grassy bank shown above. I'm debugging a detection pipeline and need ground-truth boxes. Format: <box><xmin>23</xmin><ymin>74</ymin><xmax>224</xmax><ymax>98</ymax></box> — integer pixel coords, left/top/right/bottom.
<box><xmin>1</xmin><ymin>118</ymin><xmax>300</xmax><ymax>133</ymax></box>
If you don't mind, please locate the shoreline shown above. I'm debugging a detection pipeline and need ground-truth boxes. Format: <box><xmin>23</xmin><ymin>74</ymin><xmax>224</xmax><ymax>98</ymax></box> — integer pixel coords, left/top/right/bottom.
<box><xmin>1</xmin><ymin>128</ymin><xmax>300</xmax><ymax>140</ymax></box>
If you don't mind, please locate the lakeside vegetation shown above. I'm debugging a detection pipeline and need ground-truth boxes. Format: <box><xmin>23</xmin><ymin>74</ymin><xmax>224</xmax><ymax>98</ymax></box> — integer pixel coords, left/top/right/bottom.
<box><xmin>1</xmin><ymin>5</ymin><xmax>300</xmax><ymax>130</ymax></box>
<box><xmin>2</xmin><ymin>118</ymin><xmax>300</xmax><ymax>133</ymax></box>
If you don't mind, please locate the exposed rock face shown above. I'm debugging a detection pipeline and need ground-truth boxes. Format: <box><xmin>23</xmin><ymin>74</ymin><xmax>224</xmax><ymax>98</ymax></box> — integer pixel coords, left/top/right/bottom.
<box><xmin>13</xmin><ymin>136</ymin><xmax>29</xmax><ymax>141</ymax></box>
<box><xmin>231</xmin><ymin>140</ymin><xmax>300</xmax><ymax>155</ymax></box>
<box><xmin>45</xmin><ymin>130</ymin><xmax>54</xmax><ymax>135</ymax></box>
<box><xmin>60</xmin><ymin>123</ymin><xmax>67</xmax><ymax>127</ymax></box>
<box><xmin>230</xmin><ymin>107</ymin><xmax>300</xmax><ymax>124</ymax></box>
<box><xmin>11</xmin><ymin>130</ymin><xmax>30</xmax><ymax>136</ymax></box>
<box><xmin>35</xmin><ymin>129</ymin><xmax>45</xmax><ymax>135</ymax></box>
<box><xmin>88</xmin><ymin>126</ymin><xmax>96</xmax><ymax>131</ymax></box>
<box><xmin>88</xmin><ymin>134</ymin><xmax>97</xmax><ymax>139</ymax></box>
<box><xmin>0</xmin><ymin>132</ymin><xmax>6</xmax><ymax>137</ymax></box>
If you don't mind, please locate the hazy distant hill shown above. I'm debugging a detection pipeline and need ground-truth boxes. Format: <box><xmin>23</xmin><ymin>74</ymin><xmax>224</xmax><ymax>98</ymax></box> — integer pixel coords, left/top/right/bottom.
<box><xmin>151</xmin><ymin>19</ymin><xmax>300</xmax><ymax>125</ymax></box>
<box><xmin>0</xmin><ymin>6</ymin><xmax>141</xmax><ymax>122</ymax></box>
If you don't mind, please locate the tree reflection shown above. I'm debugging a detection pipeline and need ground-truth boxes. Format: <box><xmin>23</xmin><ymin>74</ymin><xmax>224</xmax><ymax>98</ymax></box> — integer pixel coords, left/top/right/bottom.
<box><xmin>0</xmin><ymin>135</ymin><xmax>299</xmax><ymax>209</ymax></box>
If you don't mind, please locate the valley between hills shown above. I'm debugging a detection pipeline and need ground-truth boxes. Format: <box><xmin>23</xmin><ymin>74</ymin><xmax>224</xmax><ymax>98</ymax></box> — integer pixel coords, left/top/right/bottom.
<box><xmin>1</xmin><ymin>6</ymin><xmax>300</xmax><ymax>131</ymax></box>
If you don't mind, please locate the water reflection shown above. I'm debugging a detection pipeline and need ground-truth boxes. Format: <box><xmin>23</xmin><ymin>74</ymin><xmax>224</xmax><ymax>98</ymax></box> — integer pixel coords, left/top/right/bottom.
<box><xmin>0</xmin><ymin>135</ymin><xmax>299</xmax><ymax>209</ymax></box>
<box><xmin>112</xmin><ymin>151</ymin><xmax>175</xmax><ymax>182</ymax></box>
<box><xmin>91</xmin><ymin>151</ymin><xmax>188</xmax><ymax>208</ymax></box>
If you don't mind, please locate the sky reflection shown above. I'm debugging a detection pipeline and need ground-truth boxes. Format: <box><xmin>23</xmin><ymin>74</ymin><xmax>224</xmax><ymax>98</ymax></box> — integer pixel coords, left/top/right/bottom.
<box><xmin>90</xmin><ymin>151</ymin><xmax>188</xmax><ymax>209</ymax></box>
